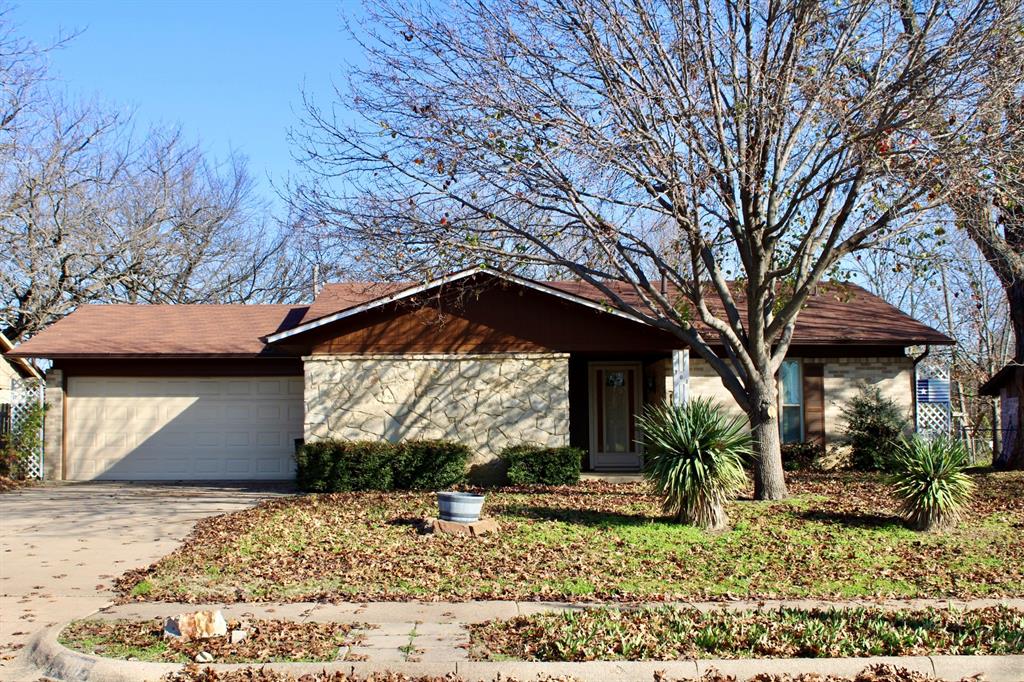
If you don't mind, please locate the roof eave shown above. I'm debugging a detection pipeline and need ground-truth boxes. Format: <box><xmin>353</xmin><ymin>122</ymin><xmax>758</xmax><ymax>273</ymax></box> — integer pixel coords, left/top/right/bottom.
<box><xmin>6</xmin><ymin>352</ymin><xmax>298</xmax><ymax>360</ymax></box>
<box><xmin>1</xmin><ymin>332</ymin><xmax>43</xmax><ymax>379</ymax></box>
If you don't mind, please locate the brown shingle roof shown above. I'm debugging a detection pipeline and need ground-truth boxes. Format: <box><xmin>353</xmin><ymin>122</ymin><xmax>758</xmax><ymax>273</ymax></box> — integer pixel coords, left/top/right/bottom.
<box><xmin>543</xmin><ymin>280</ymin><xmax>952</xmax><ymax>346</ymax></box>
<box><xmin>300</xmin><ymin>282</ymin><xmax>408</xmax><ymax>324</ymax></box>
<box><xmin>9</xmin><ymin>304</ymin><xmax>308</xmax><ymax>358</ymax></box>
<box><xmin>295</xmin><ymin>277</ymin><xmax>951</xmax><ymax>346</ymax></box>
<box><xmin>8</xmin><ymin>272</ymin><xmax>951</xmax><ymax>359</ymax></box>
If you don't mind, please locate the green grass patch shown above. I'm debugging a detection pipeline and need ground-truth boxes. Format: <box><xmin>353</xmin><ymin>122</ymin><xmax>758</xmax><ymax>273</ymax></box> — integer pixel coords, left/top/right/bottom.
<box><xmin>470</xmin><ymin>605</ymin><xmax>1024</xmax><ymax>660</ymax></box>
<box><xmin>130</xmin><ymin>580</ymin><xmax>153</xmax><ymax>597</ymax></box>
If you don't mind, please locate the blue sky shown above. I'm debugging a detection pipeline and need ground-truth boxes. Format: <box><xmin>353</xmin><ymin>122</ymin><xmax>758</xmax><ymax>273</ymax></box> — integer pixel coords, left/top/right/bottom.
<box><xmin>13</xmin><ymin>0</ymin><xmax>365</xmax><ymax>210</ymax></box>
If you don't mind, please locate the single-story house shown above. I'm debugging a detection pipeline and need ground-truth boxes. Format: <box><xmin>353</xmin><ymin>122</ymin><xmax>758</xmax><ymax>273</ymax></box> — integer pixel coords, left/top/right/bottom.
<box><xmin>1</xmin><ymin>331</ymin><xmax>43</xmax><ymax>405</ymax></box>
<box><xmin>9</xmin><ymin>267</ymin><xmax>952</xmax><ymax>481</ymax></box>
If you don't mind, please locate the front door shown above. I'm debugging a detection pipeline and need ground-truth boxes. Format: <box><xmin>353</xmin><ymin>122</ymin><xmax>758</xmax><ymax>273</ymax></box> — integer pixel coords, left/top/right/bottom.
<box><xmin>588</xmin><ymin>362</ymin><xmax>643</xmax><ymax>470</ymax></box>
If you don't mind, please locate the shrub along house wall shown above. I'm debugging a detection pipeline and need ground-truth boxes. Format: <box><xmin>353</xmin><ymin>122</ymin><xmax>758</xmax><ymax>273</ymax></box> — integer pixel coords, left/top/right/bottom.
<box><xmin>303</xmin><ymin>353</ymin><xmax>570</xmax><ymax>478</ymax></box>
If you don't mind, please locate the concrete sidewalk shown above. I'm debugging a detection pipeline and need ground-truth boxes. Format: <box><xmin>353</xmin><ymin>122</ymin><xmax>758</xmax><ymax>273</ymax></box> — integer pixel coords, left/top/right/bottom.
<box><xmin>74</xmin><ymin>597</ymin><xmax>1024</xmax><ymax>667</ymax></box>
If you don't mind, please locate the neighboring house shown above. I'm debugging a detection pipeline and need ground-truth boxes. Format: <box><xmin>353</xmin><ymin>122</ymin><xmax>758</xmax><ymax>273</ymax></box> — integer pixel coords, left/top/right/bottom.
<box><xmin>9</xmin><ymin>267</ymin><xmax>952</xmax><ymax>481</ymax></box>
<box><xmin>980</xmin><ymin>363</ymin><xmax>1022</xmax><ymax>467</ymax></box>
<box><xmin>0</xmin><ymin>332</ymin><xmax>43</xmax><ymax>405</ymax></box>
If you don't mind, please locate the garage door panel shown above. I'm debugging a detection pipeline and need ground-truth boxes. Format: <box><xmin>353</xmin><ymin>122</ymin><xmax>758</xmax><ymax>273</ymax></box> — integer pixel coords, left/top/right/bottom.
<box><xmin>66</xmin><ymin>376</ymin><xmax>303</xmax><ymax>480</ymax></box>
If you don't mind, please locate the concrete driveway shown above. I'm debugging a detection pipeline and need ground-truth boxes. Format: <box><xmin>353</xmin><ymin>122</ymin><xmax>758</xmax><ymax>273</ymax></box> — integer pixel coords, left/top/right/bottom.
<box><xmin>0</xmin><ymin>481</ymin><xmax>292</xmax><ymax>673</ymax></box>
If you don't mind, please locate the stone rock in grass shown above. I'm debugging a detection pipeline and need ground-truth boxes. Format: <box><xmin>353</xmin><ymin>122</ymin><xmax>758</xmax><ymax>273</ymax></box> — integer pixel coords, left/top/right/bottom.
<box><xmin>194</xmin><ymin>651</ymin><xmax>214</xmax><ymax>663</ymax></box>
<box><xmin>230</xmin><ymin>629</ymin><xmax>247</xmax><ymax>644</ymax></box>
<box><xmin>164</xmin><ymin>610</ymin><xmax>228</xmax><ymax>640</ymax></box>
<box><xmin>418</xmin><ymin>516</ymin><xmax>499</xmax><ymax>537</ymax></box>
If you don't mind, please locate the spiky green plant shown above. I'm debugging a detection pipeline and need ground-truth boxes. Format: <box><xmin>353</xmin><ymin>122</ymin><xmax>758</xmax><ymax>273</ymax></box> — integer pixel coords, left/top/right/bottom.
<box><xmin>637</xmin><ymin>398</ymin><xmax>751</xmax><ymax>530</ymax></box>
<box><xmin>889</xmin><ymin>435</ymin><xmax>975</xmax><ymax>531</ymax></box>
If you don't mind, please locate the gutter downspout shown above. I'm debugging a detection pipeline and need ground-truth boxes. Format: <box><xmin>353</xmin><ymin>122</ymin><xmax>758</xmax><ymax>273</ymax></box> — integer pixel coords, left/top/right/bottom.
<box><xmin>911</xmin><ymin>345</ymin><xmax>931</xmax><ymax>433</ymax></box>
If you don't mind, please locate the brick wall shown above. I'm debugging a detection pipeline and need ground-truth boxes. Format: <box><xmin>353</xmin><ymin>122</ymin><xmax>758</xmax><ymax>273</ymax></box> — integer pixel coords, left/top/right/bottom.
<box><xmin>685</xmin><ymin>355</ymin><xmax>914</xmax><ymax>449</ymax></box>
<box><xmin>43</xmin><ymin>369</ymin><xmax>63</xmax><ymax>480</ymax></box>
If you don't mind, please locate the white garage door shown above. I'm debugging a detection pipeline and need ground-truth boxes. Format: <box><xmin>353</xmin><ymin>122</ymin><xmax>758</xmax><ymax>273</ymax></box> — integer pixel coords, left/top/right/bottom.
<box><xmin>66</xmin><ymin>376</ymin><xmax>304</xmax><ymax>480</ymax></box>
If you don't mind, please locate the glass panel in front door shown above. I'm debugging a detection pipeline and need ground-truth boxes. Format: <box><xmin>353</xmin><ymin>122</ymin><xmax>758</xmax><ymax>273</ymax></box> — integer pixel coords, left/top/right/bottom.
<box><xmin>603</xmin><ymin>369</ymin><xmax>632</xmax><ymax>453</ymax></box>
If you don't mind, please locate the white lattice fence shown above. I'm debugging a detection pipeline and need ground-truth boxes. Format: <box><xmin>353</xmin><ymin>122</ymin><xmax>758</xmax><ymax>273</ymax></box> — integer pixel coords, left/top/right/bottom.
<box><xmin>9</xmin><ymin>378</ymin><xmax>44</xmax><ymax>479</ymax></box>
<box><xmin>917</xmin><ymin>402</ymin><xmax>951</xmax><ymax>436</ymax></box>
<box><xmin>916</xmin><ymin>365</ymin><xmax>951</xmax><ymax>438</ymax></box>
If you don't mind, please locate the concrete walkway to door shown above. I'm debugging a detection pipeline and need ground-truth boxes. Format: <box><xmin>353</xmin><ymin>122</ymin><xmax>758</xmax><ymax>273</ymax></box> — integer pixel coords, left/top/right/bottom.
<box><xmin>0</xmin><ymin>481</ymin><xmax>292</xmax><ymax>676</ymax></box>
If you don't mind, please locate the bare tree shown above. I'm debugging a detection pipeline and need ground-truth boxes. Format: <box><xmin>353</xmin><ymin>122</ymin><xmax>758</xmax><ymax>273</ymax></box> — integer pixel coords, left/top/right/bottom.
<box><xmin>902</xmin><ymin>0</ymin><xmax>1024</xmax><ymax>469</ymax></box>
<box><xmin>100</xmin><ymin>131</ymin><xmax>302</xmax><ymax>307</ymax></box>
<box><xmin>291</xmin><ymin>0</ymin><xmax>1005</xmax><ymax>498</ymax></box>
<box><xmin>852</xmin><ymin>230</ymin><xmax>1013</xmax><ymax>460</ymax></box>
<box><xmin>0</xmin><ymin>18</ymin><xmax>303</xmax><ymax>342</ymax></box>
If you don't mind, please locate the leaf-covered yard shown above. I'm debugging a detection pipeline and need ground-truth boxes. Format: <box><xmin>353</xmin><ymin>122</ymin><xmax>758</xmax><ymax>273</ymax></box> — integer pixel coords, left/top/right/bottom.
<box><xmin>469</xmin><ymin>605</ymin><xmax>1024</xmax><ymax>660</ymax></box>
<box><xmin>118</xmin><ymin>471</ymin><xmax>1024</xmax><ymax>603</ymax></box>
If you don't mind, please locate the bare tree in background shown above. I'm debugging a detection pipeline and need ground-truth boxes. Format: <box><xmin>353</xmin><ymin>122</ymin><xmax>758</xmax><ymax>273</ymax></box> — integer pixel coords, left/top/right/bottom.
<box><xmin>100</xmin><ymin>131</ymin><xmax>301</xmax><ymax>307</ymax></box>
<box><xmin>852</xmin><ymin>230</ymin><xmax>1013</xmax><ymax>460</ymax></box>
<box><xmin>291</xmin><ymin>0</ymin><xmax>1006</xmax><ymax>499</ymax></box>
<box><xmin>0</xmin><ymin>20</ymin><xmax>302</xmax><ymax>343</ymax></box>
<box><xmin>902</xmin><ymin>0</ymin><xmax>1024</xmax><ymax>469</ymax></box>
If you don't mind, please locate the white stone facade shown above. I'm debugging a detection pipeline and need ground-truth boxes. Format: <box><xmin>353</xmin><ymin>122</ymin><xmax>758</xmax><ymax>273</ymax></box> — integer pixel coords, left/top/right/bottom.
<box><xmin>303</xmin><ymin>353</ymin><xmax>571</xmax><ymax>473</ymax></box>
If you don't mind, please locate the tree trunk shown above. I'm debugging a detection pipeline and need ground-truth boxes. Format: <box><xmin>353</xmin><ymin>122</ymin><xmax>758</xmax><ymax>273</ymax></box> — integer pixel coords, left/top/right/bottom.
<box><xmin>749</xmin><ymin>380</ymin><xmax>788</xmax><ymax>500</ymax></box>
<box><xmin>681</xmin><ymin>500</ymin><xmax>729</xmax><ymax>531</ymax></box>
<box><xmin>997</xmin><ymin>279</ymin><xmax>1024</xmax><ymax>470</ymax></box>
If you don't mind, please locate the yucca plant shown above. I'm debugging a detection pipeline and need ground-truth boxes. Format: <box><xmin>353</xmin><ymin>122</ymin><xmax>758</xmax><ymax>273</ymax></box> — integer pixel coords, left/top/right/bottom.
<box><xmin>889</xmin><ymin>435</ymin><xmax>975</xmax><ymax>531</ymax></box>
<box><xmin>637</xmin><ymin>398</ymin><xmax>751</xmax><ymax>531</ymax></box>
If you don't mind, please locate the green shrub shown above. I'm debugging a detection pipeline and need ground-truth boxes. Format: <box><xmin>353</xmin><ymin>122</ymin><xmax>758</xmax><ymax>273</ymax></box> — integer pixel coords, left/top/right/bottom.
<box><xmin>781</xmin><ymin>441</ymin><xmax>824</xmax><ymax>471</ymax></box>
<box><xmin>393</xmin><ymin>439</ymin><xmax>470</xmax><ymax>490</ymax></box>
<box><xmin>637</xmin><ymin>398</ymin><xmax>751</xmax><ymax>530</ymax></box>
<box><xmin>501</xmin><ymin>444</ymin><xmax>583</xmax><ymax>486</ymax></box>
<box><xmin>295</xmin><ymin>438</ymin><xmax>471</xmax><ymax>492</ymax></box>
<box><xmin>841</xmin><ymin>385</ymin><xmax>909</xmax><ymax>471</ymax></box>
<box><xmin>889</xmin><ymin>435</ymin><xmax>975</xmax><ymax>531</ymax></box>
<box><xmin>0</xmin><ymin>397</ymin><xmax>45</xmax><ymax>480</ymax></box>
<box><xmin>295</xmin><ymin>440</ymin><xmax>394</xmax><ymax>492</ymax></box>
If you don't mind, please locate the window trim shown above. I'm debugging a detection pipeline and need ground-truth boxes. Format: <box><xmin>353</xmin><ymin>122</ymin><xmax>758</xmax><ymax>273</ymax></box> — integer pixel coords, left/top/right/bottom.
<box><xmin>779</xmin><ymin>359</ymin><xmax>805</xmax><ymax>443</ymax></box>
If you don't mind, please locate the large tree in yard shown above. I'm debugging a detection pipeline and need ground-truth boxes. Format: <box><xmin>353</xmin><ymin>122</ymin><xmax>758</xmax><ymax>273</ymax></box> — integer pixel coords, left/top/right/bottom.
<box><xmin>292</xmin><ymin>0</ymin><xmax>1009</xmax><ymax>498</ymax></box>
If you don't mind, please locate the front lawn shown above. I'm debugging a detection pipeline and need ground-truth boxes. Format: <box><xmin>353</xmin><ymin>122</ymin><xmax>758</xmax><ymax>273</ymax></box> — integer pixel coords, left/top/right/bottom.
<box><xmin>118</xmin><ymin>470</ymin><xmax>1024</xmax><ymax>603</ymax></box>
<box><xmin>470</xmin><ymin>605</ymin><xmax>1024</xmax><ymax>660</ymax></box>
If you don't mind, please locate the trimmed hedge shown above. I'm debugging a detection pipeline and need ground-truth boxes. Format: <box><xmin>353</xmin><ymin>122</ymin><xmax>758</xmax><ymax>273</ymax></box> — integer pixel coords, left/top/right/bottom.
<box><xmin>295</xmin><ymin>439</ymin><xmax>470</xmax><ymax>492</ymax></box>
<box><xmin>501</xmin><ymin>444</ymin><xmax>583</xmax><ymax>486</ymax></box>
<box><xmin>393</xmin><ymin>439</ymin><xmax>472</xmax><ymax>490</ymax></box>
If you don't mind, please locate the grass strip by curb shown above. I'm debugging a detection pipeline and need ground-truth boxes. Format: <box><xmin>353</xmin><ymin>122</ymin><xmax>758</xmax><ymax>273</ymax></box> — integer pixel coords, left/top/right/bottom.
<box><xmin>470</xmin><ymin>605</ymin><xmax>1024</xmax><ymax>661</ymax></box>
<box><xmin>59</xmin><ymin>618</ymin><xmax>367</xmax><ymax>663</ymax></box>
<box><xmin>158</xmin><ymin>663</ymin><xmax>997</xmax><ymax>681</ymax></box>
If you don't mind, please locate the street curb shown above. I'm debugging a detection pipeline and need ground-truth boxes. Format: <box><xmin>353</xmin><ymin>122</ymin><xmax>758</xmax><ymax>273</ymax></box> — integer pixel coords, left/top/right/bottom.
<box><xmin>25</xmin><ymin>624</ymin><xmax>1024</xmax><ymax>682</ymax></box>
<box><xmin>26</xmin><ymin>626</ymin><xmax>179</xmax><ymax>682</ymax></box>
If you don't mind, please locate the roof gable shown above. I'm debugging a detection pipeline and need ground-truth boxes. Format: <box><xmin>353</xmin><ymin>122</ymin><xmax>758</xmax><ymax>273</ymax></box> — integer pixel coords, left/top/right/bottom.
<box><xmin>0</xmin><ymin>332</ymin><xmax>42</xmax><ymax>378</ymax></box>
<box><xmin>267</xmin><ymin>267</ymin><xmax>648</xmax><ymax>344</ymax></box>
<box><xmin>275</xmin><ymin>267</ymin><xmax>952</xmax><ymax>348</ymax></box>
